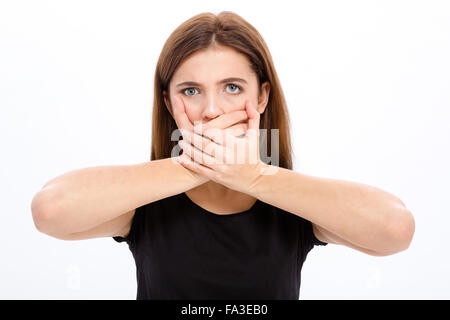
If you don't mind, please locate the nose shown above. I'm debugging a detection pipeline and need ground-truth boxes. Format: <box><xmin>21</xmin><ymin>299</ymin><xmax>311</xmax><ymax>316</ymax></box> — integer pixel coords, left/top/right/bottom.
<box><xmin>201</xmin><ymin>94</ymin><xmax>224</xmax><ymax>122</ymax></box>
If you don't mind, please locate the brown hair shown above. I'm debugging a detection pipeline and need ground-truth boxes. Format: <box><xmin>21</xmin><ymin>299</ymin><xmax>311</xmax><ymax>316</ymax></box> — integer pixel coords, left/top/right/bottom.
<box><xmin>151</xmin><ymin>11</ymin><xmax>293</xmax><ymax>170</ymax></box>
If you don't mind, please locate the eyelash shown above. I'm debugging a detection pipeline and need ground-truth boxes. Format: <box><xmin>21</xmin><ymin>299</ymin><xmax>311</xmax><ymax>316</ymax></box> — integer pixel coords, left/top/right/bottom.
<box><xmin>180</xmin><ymin>83</ymin><xmax>243</xmax><ymax>97</ymax></box>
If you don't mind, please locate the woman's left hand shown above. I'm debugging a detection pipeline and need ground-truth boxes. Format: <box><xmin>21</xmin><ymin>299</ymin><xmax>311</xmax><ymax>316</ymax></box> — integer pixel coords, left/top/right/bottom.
<box><xmin>176</xmin><ymin>100</ymin><xmax>267</xmax><ymax>194</ymax></box>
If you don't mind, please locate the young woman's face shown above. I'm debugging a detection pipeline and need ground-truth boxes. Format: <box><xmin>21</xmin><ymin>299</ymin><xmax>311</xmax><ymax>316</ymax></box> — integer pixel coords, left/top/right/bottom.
<box><xmin>164</xmin><ymin>45</ymin><xmax>270</xmax><ymax>128</ymax></box>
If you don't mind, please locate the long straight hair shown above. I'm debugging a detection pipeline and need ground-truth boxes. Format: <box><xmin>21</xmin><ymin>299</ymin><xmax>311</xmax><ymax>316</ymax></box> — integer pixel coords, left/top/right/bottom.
<box><xmin>151</xmin><ymin>11</ymin><xmax>293</xmax><ymax>170</ymax></box>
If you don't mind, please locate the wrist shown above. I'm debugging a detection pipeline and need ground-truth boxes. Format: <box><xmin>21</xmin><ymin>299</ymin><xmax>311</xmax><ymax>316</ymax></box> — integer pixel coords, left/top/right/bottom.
<box><xmin>172</xmin><ymin>155</ymin><xmax>209</xmax><ymax>186</ymax></box>
<box><xmin>249</xmin><ymin>161</ymin><xmax>279</xmax><ymax>198</ymax></box>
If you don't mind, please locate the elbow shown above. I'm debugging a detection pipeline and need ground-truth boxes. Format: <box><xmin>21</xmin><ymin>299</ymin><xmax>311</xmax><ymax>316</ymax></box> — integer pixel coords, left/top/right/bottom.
<box><xmin>379</xmin><ymin>208</ymin><xmax>415</xmax><ymax>256</ymax></box>
<box><xmin>30</xmin><ymin>188</ymin><xmax>62</xmax><ymax>236</ymax></box>
<box><xmin>397</xmin><ymin>209</ymin><xmax>415</xmax><ymax>251</ymax></box>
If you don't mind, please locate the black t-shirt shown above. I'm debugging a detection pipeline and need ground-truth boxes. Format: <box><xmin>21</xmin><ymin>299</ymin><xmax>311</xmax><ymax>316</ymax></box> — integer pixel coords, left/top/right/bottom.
<box><xmin>113</xmin><ymin>192</ymin><xmax>327</xmax><ymax>300</ymax></box>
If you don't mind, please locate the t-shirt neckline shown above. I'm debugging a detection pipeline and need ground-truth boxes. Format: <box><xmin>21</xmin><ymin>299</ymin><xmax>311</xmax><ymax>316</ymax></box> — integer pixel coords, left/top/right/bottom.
<box><xmin>181</xmin><ymin>191</ymin><xmax>259</xmax><ymax>218</ymax></box>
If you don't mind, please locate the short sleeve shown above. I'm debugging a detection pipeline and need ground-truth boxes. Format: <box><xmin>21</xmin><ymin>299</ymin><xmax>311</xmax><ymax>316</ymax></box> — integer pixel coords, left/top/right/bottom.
<box><xmin>112</xmin><ymin>204</ymin><xmax>147</xmax><ymax>248</ymax></box>
<box><xmin>298</xmin><ymin>217</ymin><xmax>327</xmax><ymax>263</ymax></box>
<box><xmin>307</xmin><ymin>219</ymin><xmax>328</xmax><ymax>247</ymax></box>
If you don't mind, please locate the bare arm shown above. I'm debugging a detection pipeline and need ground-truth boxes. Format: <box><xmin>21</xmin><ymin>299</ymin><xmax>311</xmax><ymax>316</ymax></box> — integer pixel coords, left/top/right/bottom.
<box><xmin>30</xmin><ymin>158</ymin><xmax>206</xmax><ymax>239</ymax></box>
<box><xmin>250</xmin><ymin>165</ymin><xmax>415</xmax><ymax>256</ymax></box>
<box><xmin>31</xmin><ymin>96</ymin><xmax>249</xmax><ymax>240</ymax></box>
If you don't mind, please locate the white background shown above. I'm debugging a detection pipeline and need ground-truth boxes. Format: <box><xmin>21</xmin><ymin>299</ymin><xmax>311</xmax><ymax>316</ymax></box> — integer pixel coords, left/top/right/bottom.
<box><xmin>1</xmin><ymin>0</ymin><xmax>449</xmax><ymax>299</ymax></box>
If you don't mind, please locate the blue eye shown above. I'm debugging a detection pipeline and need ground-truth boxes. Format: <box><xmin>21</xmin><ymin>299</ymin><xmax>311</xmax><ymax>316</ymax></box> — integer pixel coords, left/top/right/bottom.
<box><xmin>226</xmin><ymin>83</ymin><xmax>241</xmax><ymax>93</ymax></box>
<box><xmin>183</xmin><ymin>88</ymin><xmax>199</xmax><ymax>96</ymax></box>
<box><xmin>181</xmin><ymin>84</ymin><xmax>242</xmax><ymax>97</ymax></box>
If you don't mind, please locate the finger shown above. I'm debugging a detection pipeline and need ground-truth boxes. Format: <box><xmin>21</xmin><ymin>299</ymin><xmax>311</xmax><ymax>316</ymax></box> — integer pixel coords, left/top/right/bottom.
<box><xmin>204</xmin><ymin>127</ymin><xmax>241</xmax><ymax>156</ymax></box>
<box><xmin>199</xmin><ymin>126</ymin><xmax>226</xmax><ymax>145</ymax></box>
<box><xmin>202</xmin><ymin>110</ymin><xmax>248</xmax><ymax>131</ymax></box>
<box><xmin>182</xmin><ymin>129</ymin><xmax>221</xmax><ymax>158</ymax></box>
<box><xmin>245</xmin><ymin>99</ymin><xmax>260</xmax><ymax>138</ymax></box>
<box><xmin>179</xmin><ymin>139</ymin><xmax>218</xmax><ymax>168</ymax></box>
<box><xmin>173</xmin><ymin>95</ymin><xmax>193</xmax><ymax>131</ymax></box>
<box><xmin>224</xmin><ymin>122</ymin><xmax>248</xmax><ymax>137</ymax></box>
<box><xmin>177</xmin><ymin>153</ymin><xmax>218</xmax><ymax>182</ymax></box>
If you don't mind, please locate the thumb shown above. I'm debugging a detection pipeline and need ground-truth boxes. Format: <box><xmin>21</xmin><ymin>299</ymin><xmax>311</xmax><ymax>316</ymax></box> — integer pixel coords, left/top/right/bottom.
<box><xmin>173</xmin><ymin>95</ymin><xmax>185</xmax><ymax>114</ymax></box>
<box><xmin>172</xmin><ymin>95</ymin><xmax>193</xmax><ymax>131</ymax></box>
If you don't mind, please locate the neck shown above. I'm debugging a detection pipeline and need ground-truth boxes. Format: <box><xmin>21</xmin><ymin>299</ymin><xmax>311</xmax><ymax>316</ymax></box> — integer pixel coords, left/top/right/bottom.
<box><xmin>185</xmin><ymin>180</ymin><xmax>257</xmax><ymax>213</ymax></box>
<box><xmin>191</xmin><ymin>180</ymin><xmax>237</xmax><ymax>201</ymax></box>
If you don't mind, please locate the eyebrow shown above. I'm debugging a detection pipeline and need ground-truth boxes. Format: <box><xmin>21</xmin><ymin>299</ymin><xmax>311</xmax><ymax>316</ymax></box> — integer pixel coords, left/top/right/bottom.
<box><xmin>175</xmin><ymin>77</ymin><xmax>248</xmax><ymax>88</ymax></box>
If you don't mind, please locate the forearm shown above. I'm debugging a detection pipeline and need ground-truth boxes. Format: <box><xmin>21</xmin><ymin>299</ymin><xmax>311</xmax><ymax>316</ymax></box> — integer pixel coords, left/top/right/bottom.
<box><xmin>250</xmin><ymin>164</ymin><xmax>415</xmax><ymax>254</ymax></box>
<box><xmin>31</xmin><ymin>157</ymin><xmax>206</xmax><ymax>235</ymax></box>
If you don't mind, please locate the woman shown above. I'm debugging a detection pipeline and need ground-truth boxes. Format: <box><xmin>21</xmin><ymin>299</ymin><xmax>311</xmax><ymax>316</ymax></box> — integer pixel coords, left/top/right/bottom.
<box><xmin>30</xmin><ymin>11</ymin><xmax>415</xmax><ymax>300</ymax></box>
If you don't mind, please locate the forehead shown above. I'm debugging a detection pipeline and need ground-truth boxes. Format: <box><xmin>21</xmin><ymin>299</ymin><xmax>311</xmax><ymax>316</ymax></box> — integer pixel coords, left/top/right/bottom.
<box><xmin>171</xmin><ymin>45</ymin><xmax>255</xmax><ymax>84</ymax></box>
